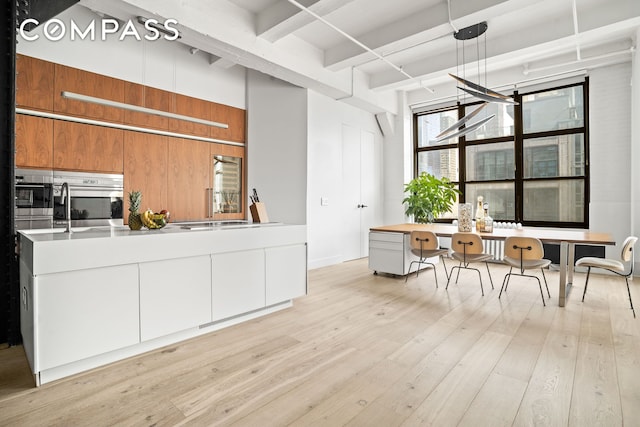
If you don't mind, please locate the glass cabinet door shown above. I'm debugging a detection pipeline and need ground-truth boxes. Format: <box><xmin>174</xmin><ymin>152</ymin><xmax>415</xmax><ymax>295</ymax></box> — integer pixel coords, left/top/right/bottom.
<box><xmin>211</xmin><ymin>155</ymin><xmax>242</xmax><ymax>215</ymax></box>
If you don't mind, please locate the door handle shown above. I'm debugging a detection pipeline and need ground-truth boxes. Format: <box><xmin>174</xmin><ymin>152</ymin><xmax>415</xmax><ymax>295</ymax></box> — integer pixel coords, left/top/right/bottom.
<box><xmin>357</xmin><ymin>204</ymin><xmax>368</xmax><ymax>208</ymax></box>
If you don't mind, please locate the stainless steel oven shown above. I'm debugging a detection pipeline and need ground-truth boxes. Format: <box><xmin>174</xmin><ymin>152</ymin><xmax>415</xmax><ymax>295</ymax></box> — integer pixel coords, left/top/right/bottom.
<box><xmin>15</xmin><ymin>168</ymin><xmax>54</xmax><ymax>231</ymax></box>
<box><xmin>53</xmin><ymin>171</ymin><xmax>124</xmax><ymax>228</ymax></box>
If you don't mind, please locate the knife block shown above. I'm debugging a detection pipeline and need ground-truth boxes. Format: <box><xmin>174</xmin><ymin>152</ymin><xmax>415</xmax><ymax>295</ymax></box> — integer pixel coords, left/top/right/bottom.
<box><xmin>250</xmin><ymin>202</ymin><xmax>269</xmax><ymax>223</ymax></box>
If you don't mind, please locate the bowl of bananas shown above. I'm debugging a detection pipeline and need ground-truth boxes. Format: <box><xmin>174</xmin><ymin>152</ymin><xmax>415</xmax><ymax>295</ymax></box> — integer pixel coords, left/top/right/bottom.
<box><xmin>140</xmin><ymin>209</ymin><xmax>169</xmax><ymax>230</ymax></box>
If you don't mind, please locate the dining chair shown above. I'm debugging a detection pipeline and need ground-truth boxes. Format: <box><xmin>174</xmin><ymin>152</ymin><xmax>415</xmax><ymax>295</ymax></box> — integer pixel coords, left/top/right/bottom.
<box><xmin>405</xmin><ymin>230</ymin><xmax>449</xmax><ymax>287</ymax></box>
<box><xmin>576</xmin><ymin>236</ymin><xmax>638</xmax><ymax>318</ymax></box>
<box><xmin>446</xmin><ymin>232</ymin><xmax>494</xmax><ymax>295</ymax></box>
<box><xmin>499</xmin><ymin>236</ymin><xmax>551</xmax><ymax>306</ymax></box>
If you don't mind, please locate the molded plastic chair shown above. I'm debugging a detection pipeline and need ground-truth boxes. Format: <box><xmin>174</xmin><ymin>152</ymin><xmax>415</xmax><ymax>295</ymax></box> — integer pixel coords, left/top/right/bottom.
<box><xmin>576</xmin><ymin>236</ymin><xmax>637</xmax><ymax>318</ymax></box>
<box><xmin>405</xmin><ymin>230</ymin><xmax>449</xmax><ymax>287</ymax></box>
<box><xmin>446</xmin><ymin>232</ymin><xmax>494</xmax><ymax>295</ymax></box>
<box><xmin>499</xmin><ymin>237</ymin><xmax>551</xmax><ymax>306</ymax></box>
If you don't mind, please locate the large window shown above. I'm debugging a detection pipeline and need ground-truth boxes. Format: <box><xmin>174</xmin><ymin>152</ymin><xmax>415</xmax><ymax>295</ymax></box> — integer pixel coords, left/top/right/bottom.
<box><xmin>414</xmin><ymin>81</ymin><xmax>588</xmax><ymax>227</ymax></box>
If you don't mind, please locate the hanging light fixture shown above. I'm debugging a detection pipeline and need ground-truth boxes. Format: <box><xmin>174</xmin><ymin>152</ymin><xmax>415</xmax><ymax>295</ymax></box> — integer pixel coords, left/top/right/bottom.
<box><xmin>435</xmin><ymin>21</ymin><xmax>517</xmax><ymax>142</ymax></box>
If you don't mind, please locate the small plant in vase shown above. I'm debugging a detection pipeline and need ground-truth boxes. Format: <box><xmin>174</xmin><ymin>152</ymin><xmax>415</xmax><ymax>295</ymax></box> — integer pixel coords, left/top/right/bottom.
<box><xmin>128</xmin><ymin>190</ymin><xmax>143</xmax><ymax>230</ymax></box>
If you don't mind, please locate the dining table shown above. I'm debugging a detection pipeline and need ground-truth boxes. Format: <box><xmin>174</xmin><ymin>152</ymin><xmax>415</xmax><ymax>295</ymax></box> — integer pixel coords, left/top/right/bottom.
<box><xmin>369</xmin><ymin>223</ymin><xmax>616</xmax><ymax>307</ymax></box>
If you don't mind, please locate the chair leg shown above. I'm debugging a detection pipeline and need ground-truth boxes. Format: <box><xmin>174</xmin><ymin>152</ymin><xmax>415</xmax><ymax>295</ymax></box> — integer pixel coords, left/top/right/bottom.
<box><xmin>540</xmin><ymin>268</ymin><xmax>551</xmax><ymax>298</ymax></box>
<box><xmin>446</xmin><ymin>266</ymin><xmax>457</xmax><ymax>289</ymax></box>
<box><xmin>432</xmin><ymin>263</ymin><xmax>439</xmax><ymax>288</ymax></box>
<box><xmin>499</xmin><ymin>272</ymin><xmax>511</xmax><ymax>299</ymax></box>
<box><xmin>440</xmin><ymin>255</ymin><xmax>450</xmax><ymax>280</ymax></box>
<box><xmin>405</xmin><ymin>261</ymin><xmax>416</xmax><ymax>283</ymax></box>
<box><xmin>455</xmin><ymin>262</ymin><xmax>462</xmax><ymax>284</ymax></box>
<box><xmin>625</xmin><ymin>276</ymin><xmax>636</xmax><ymax>318</ymax></box>
<box><xmin>581</xmin><ymin>267</ymin><xmax>591</xmax><ymax>302</ymax></box>
<box><xmin>504</xmin><ymin>267</ymin><xmax>513</xmax><ymax>291</ymax></box>
<box><xmin>535</xmin><ymin>276</ymin><xmax>546</xmax><ymax>307</ymax></box>
<box><xmin>475</xmin><ymin>268</ymin><xmax>484</xmax><ymax>296</ymax></box>
<box><xmin>485</xmin><ymin>262</ymin><xmax>494</xmax><ymax>289</ymax></box>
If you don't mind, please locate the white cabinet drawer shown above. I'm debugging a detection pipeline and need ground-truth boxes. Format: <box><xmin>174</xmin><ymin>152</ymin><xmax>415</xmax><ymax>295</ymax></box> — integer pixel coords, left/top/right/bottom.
<box><xmin>369</xmin><ymin>231</ymin><xmax>405</xmax><ymax>244</ymax></box>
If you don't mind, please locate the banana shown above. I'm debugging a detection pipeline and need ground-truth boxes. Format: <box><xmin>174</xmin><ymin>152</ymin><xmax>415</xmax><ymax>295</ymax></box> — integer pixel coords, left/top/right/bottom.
<box><xmin>141</xmin><ymin>209</ymin><xmax>166</xmax><ymax>229</ymax></box>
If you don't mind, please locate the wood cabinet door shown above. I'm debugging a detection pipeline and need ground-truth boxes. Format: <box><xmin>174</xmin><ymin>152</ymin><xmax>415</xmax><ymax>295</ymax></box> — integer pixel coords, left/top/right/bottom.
<box><xmin>167</xmin><ymin>138</ymin><xmax>211</xmax><ymax>221</ymax></box>
<box><xmin>123</xmin><ymin>131</ymin><xmax>168</xmax><ymax>216</ymax></box>
<box><xmin>210</xmin><ymin>103</ymin><xmax>246</xmax><ymax>143</ymax></box>
<box><xmin>228</xmin><ymin>106</ymin><xmax>246</xmax><ymax>143</ymax></box>
<box><xmin>169</xmin><ymin>94</ymin><xmax>211</xmax><ymax>137</ymax></box>
<box><xmin>123</xmin><ymin>82</ymin><xmax>172</xmax><ymax>130</ymax></box>
<box><xmin>54</xmin><ymin>64</ymin><xmax>124</xmax><ymax>122</ymax></box>
<box><xmin>16</xmin><ymin>55</ymin><xmax>54</xmax><ymax>111</ymax></box>
<box><xmin>15</xmin><ymin>114</ymin><xmax>54</xmax><ymax>169</ymax></box>
<box><xmin>53</xmin><ymin>121</ymin><xmax>124</xmax><ymax>173</ymax></box>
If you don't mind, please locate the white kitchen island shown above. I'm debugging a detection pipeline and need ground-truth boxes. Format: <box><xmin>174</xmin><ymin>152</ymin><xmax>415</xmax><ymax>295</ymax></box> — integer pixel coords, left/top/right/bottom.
<box><xmin>18</xmin><ymin>223</ymin><xmax>307</xmax><ymax>386</ymax></box>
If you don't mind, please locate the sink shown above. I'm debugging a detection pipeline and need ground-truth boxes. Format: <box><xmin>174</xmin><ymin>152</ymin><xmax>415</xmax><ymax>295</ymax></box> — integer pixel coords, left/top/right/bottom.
<box><xmin>175</xmin><ymin>220</ymin><xmax>249</xmax><ymax>230</ymax></box>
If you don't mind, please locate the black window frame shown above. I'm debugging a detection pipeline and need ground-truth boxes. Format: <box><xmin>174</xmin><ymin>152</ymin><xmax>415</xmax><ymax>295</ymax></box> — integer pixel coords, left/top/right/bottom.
<box><xmin>413</xmin><ymin>79</ymin><xmax>589</xmax><ymax>228</ymax></box>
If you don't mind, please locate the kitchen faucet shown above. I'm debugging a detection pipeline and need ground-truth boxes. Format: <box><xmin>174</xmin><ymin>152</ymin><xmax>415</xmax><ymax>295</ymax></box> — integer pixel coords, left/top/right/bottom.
<box><xmin>60</xmin><ymin>182</ymin><xmax>72</xmax><ymax>233</ymax></box>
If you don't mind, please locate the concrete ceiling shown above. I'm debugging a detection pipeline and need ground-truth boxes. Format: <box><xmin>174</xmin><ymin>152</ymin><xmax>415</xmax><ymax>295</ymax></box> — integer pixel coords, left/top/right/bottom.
<box><xmin>78</xmin><ymin>0</ymin><xmax>640</xmax><ymax>114</ymax></box>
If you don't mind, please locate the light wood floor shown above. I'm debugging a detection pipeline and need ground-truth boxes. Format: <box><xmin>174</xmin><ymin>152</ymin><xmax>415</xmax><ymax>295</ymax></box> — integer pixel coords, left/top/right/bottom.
<box><xmin>1</xmin><ymin>258</ymin><xmax>639</xmax><ymax>426</ymax></box>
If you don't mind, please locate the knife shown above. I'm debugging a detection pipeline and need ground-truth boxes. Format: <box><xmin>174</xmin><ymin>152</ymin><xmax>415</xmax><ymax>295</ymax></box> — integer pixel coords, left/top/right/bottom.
<box><xmin>252</xmin><ymin>188</ymin><xmax>259</xmax><ymax>203</ymax></box>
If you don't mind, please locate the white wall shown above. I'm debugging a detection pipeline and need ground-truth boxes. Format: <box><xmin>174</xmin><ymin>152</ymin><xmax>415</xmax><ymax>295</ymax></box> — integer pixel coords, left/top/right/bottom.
<box><xmin>246</xmin><ymin>70</ymin><xmax>307</xmax><ymax>226</ymax></box>
<box><xmin>307</xmin><ymin>91</ymin><xmax>383</xmax><ymax>269</ymax></box>
<box><xmin>589</xmin><ymin>62</ymin><xmax>635</xmax><ymax>259</ymax></box>
<box><xmin>16</xmin><ymin>5</ymin><xmax>245</xmax><ymax>109</ymax></box>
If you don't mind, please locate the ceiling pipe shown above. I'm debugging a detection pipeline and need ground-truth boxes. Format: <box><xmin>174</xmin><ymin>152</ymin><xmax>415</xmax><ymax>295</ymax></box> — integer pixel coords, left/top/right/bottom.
<box><xmin>284</xmin><ymin>0</ymin><xmax>435</xmax><ymax>93</ymax></box>
<box><xmin>572</xmin><ymin>0</ymin><xmax>581</xmax><ymax>61</ymax></box>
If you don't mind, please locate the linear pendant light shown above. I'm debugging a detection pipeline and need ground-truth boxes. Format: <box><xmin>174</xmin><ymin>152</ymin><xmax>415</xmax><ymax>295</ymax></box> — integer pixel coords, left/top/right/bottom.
<box><xmin>61</xmin><ymin>91</ymin><xmax>229</xmax><ymax>129</ymax></box>
<box><xmin>434</xmin><ymin>114</ymin><xmax>495</xmax><ymax>143</ymax></box>
<box><xmin>436</xmin><ymin>102</ymin><xmax>488</xmax><ymax>139</ymax></box>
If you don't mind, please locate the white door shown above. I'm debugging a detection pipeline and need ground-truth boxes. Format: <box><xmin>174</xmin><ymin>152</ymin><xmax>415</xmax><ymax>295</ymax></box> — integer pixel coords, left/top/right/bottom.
<box><xmin>342</xmin><ymin>125</ymin><xmax>381</xmax><ymax>261</ymax></box>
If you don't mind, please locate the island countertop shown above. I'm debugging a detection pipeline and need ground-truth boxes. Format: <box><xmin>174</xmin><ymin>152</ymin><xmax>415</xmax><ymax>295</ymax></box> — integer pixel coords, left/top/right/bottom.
<box><xmin>19</xmin><ymin>222</ymin><xmax>306</xmax><ymax>275</ymax></box>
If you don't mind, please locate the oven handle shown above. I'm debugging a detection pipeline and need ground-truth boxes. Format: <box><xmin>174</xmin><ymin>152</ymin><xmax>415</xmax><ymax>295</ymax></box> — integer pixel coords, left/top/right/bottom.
<box><xmin>16</xmin><ymin>184</ymin><xmax>47</xmax><ymax>188</ymax></box>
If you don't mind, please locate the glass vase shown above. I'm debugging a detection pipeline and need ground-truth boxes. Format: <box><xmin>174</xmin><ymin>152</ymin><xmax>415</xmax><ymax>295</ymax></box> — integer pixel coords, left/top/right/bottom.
<box><xmin>458</xmin><ymin>203</ymin><xmax>472</xmax><ymax>232</ymax></box>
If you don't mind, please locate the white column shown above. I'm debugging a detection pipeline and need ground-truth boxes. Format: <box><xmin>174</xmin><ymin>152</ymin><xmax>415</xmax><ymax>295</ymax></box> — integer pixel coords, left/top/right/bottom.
<box><xmin>632</xmin><ymin>29</ymin><xmax>640</xmax><ymax>274</ymax></box>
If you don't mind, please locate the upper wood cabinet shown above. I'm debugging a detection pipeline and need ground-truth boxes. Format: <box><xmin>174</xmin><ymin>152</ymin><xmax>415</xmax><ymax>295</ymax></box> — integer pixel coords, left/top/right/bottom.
<box><xmin>54</xmin><ymin>64</ymin><xmax>125</xmax><ymax>122</ymax></box>
<box><xmin>123</xmin><ymin>131</ymin><xmax>168</xmax><ymax>216</ymax></box>
<box><xmin>15</xmin><ymin>114</ymin><xmax>54</xmax><ymax>169</ymax></box>
<box><xmin>169</xmin><ymin>94</ymin><xmax>211</xmax><ymax>138</ymax></box>
<box><xmin>53</xmin><ymin>121</ymin><xmax>124</xmax><ymax>173</ymax></box>
<box><xmin>167</xmin><ymin>138</ymin><xmax>211</xmax><ymax>221</ymax></box>
<box><xmin>210</xmin><ymin>103</ymin><xmax>246</xmax><ymax>143</ymax></box>
<box><xmin>16</xmin><ymin>55</ymin><xmax>54</xmax><ymax>111</ymax></box>
<box><xmin>123</xmin><ymin>82</ymin><xmax>172</xmax><ymax>131</ymax></box>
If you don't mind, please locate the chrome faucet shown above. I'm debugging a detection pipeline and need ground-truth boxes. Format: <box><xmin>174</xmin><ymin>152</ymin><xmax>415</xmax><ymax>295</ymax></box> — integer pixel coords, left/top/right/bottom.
<box><xmin>60</xmin><ymin>182</ymin><xmax>72</xmax><ymax>233</ymax></box>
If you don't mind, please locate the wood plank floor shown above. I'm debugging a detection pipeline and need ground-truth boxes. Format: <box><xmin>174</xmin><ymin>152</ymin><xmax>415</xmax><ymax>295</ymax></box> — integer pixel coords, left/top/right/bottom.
<box><xmin>1</xmin><ymin>258</ymin><xmax>639</xmax><ymax>426</ymax></box>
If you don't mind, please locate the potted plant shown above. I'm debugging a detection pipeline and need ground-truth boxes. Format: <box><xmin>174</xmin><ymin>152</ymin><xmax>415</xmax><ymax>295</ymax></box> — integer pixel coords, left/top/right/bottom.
<box><xmin>403</xmin><ymin>172</ymin><xmax>460</xmax><ymax>223</ymax></box>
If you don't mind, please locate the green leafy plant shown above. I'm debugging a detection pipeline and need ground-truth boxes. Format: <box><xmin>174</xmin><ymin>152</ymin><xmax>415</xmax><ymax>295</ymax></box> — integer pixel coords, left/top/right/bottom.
<box><xmin>403</xmin><ymin>172</ymin><xmax>460</xmax><ymax>223</ymax></box>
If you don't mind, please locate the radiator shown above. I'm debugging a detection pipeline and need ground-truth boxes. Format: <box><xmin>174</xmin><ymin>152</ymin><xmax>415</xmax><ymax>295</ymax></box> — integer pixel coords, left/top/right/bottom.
<box><xmin>483</xmin><ymin>239</ymin><xmax>505</xmax><ymax>262</ymax></box>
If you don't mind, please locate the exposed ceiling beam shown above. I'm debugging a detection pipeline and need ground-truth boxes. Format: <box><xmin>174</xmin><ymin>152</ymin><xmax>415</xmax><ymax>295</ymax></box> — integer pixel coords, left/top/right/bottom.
<box><xmin>257</xmin><ymin>0</ymin><xmax>355</xmax><ymax>43</ymax></box>
<box><xmin>324</xmin><ymin>0</ymin><xmax>544</xmax><ymax>71</ymax></box>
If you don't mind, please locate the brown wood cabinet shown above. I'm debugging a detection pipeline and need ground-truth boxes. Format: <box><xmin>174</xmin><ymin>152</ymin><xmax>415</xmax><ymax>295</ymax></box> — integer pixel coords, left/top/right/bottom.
<box><xmin>54</xmin><ymin>64</ymin><xmax>124</xmax><ymax>123</ymax></box>
<box><xmin>210</xmin><ymin>103</ymin><xmax>246</xmax><ymax>143</ymax></box>
<box><xmin>123</xmin><ymin>131</ymin><xmax>168</xmax><ymax>219</ymax></box>
<box><xmin>15</xmin><ymin>114</ymin><xmax>54</xmax><ymax>169</ymax></box>
<box><xmin>167</xmin><ymin>138</ymin><xmax>211</xmax><ymax>221</ymax></box>
<box><xmin>53</xmin><ymin>121</ymin><xmax>124</xmax><ymax>173</ymax></box>
<box><xmin>123</xmin><ymin>82</ymin><xmax>172</xmax><ymax>130</ymax></box>
<box><xmin>16</xmin><ymin>55</ymin><xmax>54</xmax><ymax>111</ymax></box>
<box><xmin>169</xmin><ymin>94</ymin><xmax>211</xmax><ymax>138</ymax></box>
